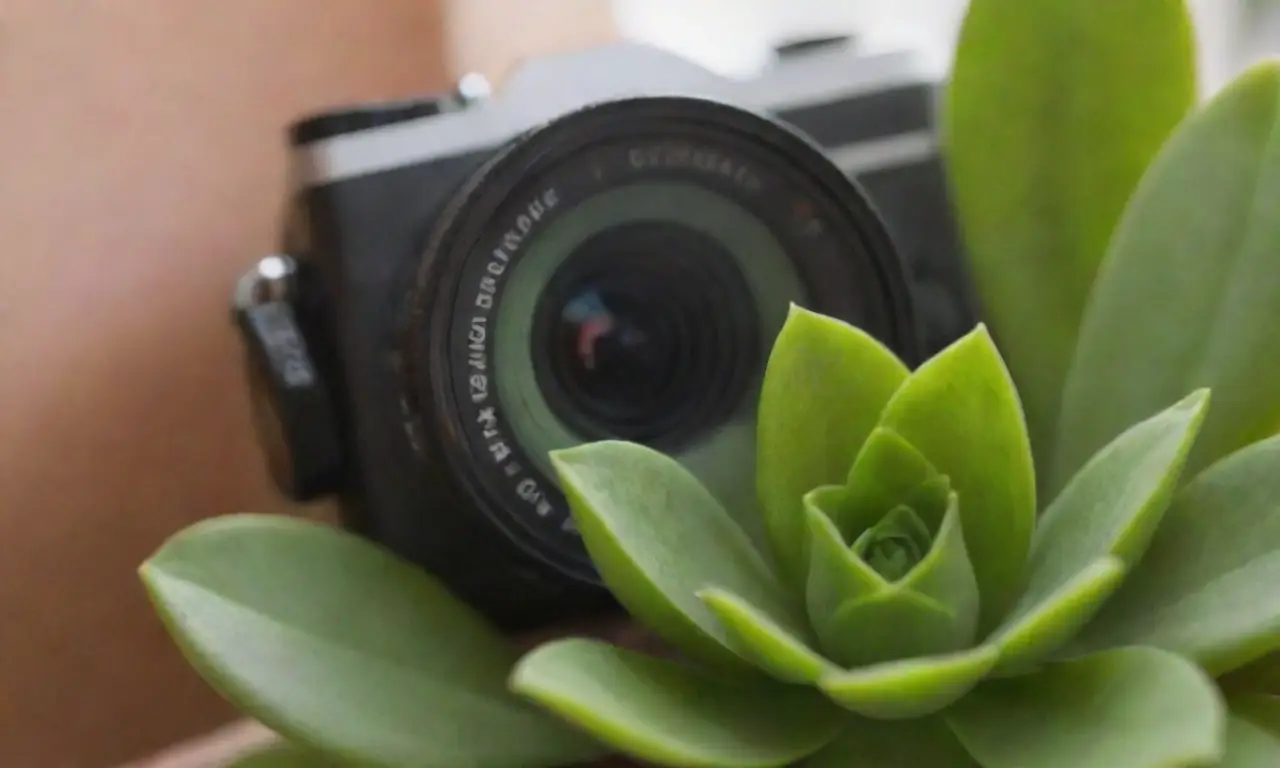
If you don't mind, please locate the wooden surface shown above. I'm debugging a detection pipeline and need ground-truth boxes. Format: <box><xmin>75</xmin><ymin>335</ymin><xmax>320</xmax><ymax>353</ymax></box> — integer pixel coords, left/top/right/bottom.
<box><xmin>0</xmin><ymin>2</ymin><xmax>613</xmax><ymax>765</ymax></box>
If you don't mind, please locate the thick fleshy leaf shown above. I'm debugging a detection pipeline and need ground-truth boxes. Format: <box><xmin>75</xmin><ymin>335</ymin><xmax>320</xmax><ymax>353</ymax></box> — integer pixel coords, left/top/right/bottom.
<box><xmin>550</xmin><ymin>441</ymin><xmax>802</xmax><ymax>672</ymax></box>
<box><xmin>877</xmin><ymin>324</ymin><xmax>1036</xmax><ymax>631</ymax></box>
<box><xmin>989</xmin><ymin>556</ymin><xmax>1124</xmax><ymax>675</ymax></box>
<box><xmin>948</xmin><ymin>648</ymin><xmax>1224</xmax><ymax>768</ymax></box>
<box><xmin>850</xmin><ymin>505</ymin><xmax>932</xmax><ymax>580</ymax></box>
<box><xmin>945</xmin><ymin>0</ymin><xmax>1195</xmax><ymax>480</ymax></box>
<box><xmin>839</xmin><ymin>427</ymin><xmax>939</xmax><ymax>537</ymax></box>
<box><xmin>897</xmin><ymin>492</ymin><xmax>980</xmax><ymax>642</ymax></box>
<box><xmin>805</xmin><ymin>499</ymin><xmax>888</xmax><ymax>633</ymax></box>
<box><xmin>228</xmin><ymin>744</ymin><xmax>336</xmax><ymax>768</ymax></box>
<box><xmin>819</xmin><ymin>645</ymin><xmax>999</xmax><ymax>720</ymax></box>
<box><xmin>1221</xmin><ymin>696</ymin><xmax>1280</xmax><ymax>768</ymax></box>
<box><xmin>698</xmin><ymin>588</ymin><xmax>837</xmax><ymax>684</ymax></box>
<box><xmin>1069</xmin><ymin>435</ymin><xmax>1280</xmax><ymax>674</ymax></box>
<box><xmin>1053</xmin><ymin>61</ymin><xmax>1280</xmax><ymax>494</ymax></box>
<box><xmin>138</xmin><ymin>515</ymin><xmax>605</xmax><ymax>768</ymax></box>
<box><xmin>1019</xmin><ymin>389</ymin><xmax>1208</xmax><ymax>607</ymax></box>
<box><xmin>509</xmin><ymin>638</ymin><xmax>845</xmax><ymax>768</ymax></box>
<box><xmin>805</xmin><ymin>717</ymin><xmax>981</xmax><ymax>768</ymax></box>
<box><xmin>757</xmin><ymin>305</ymin><xmax>910</xmax><ymax>586</ymax></box>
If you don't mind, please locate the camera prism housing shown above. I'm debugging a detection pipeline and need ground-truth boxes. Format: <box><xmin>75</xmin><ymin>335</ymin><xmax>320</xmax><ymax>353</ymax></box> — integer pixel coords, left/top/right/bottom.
<box><xmin>234</xmin><ymin>40</ymin><xmax>979</xmax><ymax>631</ymax></box>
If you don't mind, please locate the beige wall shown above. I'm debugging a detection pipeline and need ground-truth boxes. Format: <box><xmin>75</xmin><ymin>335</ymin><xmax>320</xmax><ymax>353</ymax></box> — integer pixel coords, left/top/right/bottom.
<box><xmin>0</xmin><ymin>2</ymin><xmax>616</xmax><ymax>765</ymax></box>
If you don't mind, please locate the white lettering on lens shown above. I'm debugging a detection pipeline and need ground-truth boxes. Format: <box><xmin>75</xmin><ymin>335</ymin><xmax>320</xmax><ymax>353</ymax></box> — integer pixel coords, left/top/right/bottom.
<box><xmin>628</xmin><ymin>144</ymin><xmax>762</xmax><ymax>191</ymax></box>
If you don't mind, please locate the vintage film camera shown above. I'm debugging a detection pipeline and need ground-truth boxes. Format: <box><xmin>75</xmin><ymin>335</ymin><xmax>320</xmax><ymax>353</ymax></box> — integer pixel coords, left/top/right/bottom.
<box><xmin>233</xmin><ymin>39</ymin><xmax>978</xmax><ymax>630</ymax></box>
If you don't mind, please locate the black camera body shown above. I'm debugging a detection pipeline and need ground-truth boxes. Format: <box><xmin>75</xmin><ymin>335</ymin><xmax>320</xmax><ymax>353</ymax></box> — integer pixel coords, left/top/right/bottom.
<box><xmin>234</xmin><ymin>40</ymin><xmax>978</xmax><ymax>631</ymax></box>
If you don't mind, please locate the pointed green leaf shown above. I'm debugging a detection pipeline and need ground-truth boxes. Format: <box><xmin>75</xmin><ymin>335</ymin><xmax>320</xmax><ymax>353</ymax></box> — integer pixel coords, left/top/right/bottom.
<box><xmin>698</xmin><ymin>587</ymin><xmax>837</xmax><ymax>684</ymax></box>
<box><xmin>550</xmin><ymin>441</ymin><xmax>801</xmax><ymax>672</ymax></box>
<box><xmin>1021</xmin><ymin>389</ymin><xmax>1208</xmax><ymax>608</ymax></box>
<box><xmin>1053</xmin><ymin>61</ymin><xmax>1280</xmax><ymax>494</ymax></box>
<box><xmin>945</xmin><ymin>0</ymin><xmax>1196</xmax><ymax>480</ymax></box>
<box><xmin>1069</xmin><ymin>435</ymin><xmax>1280</xmax><ymax>674</ymax></box>
<box><xmin>840</xmin><ymin>427</ymin><xmax>939</xmax><ymax>537</ymax></box>
<box><xmin>989</xmin><ymin>556</ymin><xmax>1125</xmax><ymax>675</ymax></box>
<box><xmin>1221</xmin><ymin>696</ymin><xmax>1280</xmax><ymax>768</ymax></box>
<box><xmin>898</xmin><ymin>492</ymin><xmax>980</xmax><ymax>643</ymax></box>
<box><xmin>824</xmin><ymin>590</ymin><xmax>961</xmax><ymax>668</ymax></box>
<box><xmin>948</xmin><ymin>648</ymin><xmax>1224</xmax><ymax>768</ymax></box>
<box><xmin>877</xmin><ymin>324</ymin><xmax>1036</xmax><ymax>631</ymax></box>
<box><xmin>805</xmin><ymin>498</ymin><xmax>889</xmax><ymax>631</ymax></box>
<box><xmin>138</xmin><ymin>515</ymin><xmax>605</xmax><ymax>768</ymax></box>
<box><xmin>819</xmin><ymin>645</ymin><xmax>999</xmax><ymax>720</ymax></box>
<box><xmin>509</xmin><ymin>638</ymin><xmax>845</xmax><ymax>768</ymax></box>
<box><xmin>805</xmin><ymin>717</ymin><xmax>982</xmax><ymax>768</ymax></box>
<box><xmin>228</xmin><ymin>744</ymin><xmax>337</xmax><ymax>768</ymax></box>
<box><xmin>757</xmin><ymin>305</ymin><xmax>910</xmax><ymax>586</ymax></box>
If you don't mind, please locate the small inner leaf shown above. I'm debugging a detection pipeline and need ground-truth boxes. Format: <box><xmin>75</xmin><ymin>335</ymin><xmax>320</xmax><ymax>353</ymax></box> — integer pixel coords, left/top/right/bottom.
<box><xmin>510</xmin><ymin>638</ymin><xmax>846</xmax><ymax>768</ymax></box>
<box><xmin>819</xmin><ymin>645</ymin><xmax>1000</xmax><ymax>720</ymax></box>
<box><xmin>947</xmin><ymin>648</ymin><xmax>1224</xmax><ymax>768</ymax></box>
<box><xmin>851</xmin><ymin>505</ymin><xmax>932</xmax><ymax>582</ymax></box>
<box><xmin>757</xmin><ymin>305</ymin><xmax>911</xmax><ymax>587</ymax></box>
<box><xmin>877</xmin><ymin>324</ymin><xmax>1036</xmax><ymax>632</ymax></box>
<box><xmin>898</xmin><ymin>492</ymin><xmax>982</xmax><ymax>647</ymax></box>
<box><xmin>550</xmin><ymin>441</ymin><xmax>802</xmax><ymax>673</ymax></box>
<box><xmin>840</xmin><ymin>427</ymin><xmax>940</xmax><ymax>538</ymax></box>
<box><xmin>805</xmin><ymin>499</ymin><xmax>890</xmax><ymax>639</ymax></box>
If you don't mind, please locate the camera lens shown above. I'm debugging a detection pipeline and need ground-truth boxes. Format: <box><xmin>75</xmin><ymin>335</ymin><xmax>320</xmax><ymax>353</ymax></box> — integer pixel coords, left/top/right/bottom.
<box><xmin>534</xmin><ymin>221</ymin><xmax>760</xmax><ymax>449</ymax></box>
<box><xmin>400</xmin><ymin>96</ymin><xmax>919</xmax><ymax>613</ymax></box>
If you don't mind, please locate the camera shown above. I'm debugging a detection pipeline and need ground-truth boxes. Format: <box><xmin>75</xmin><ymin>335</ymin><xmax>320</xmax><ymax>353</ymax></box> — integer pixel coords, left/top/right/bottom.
<box><xmin>233</xmin><ymin>39</ymin><xmax>978</xmax><ymax>631</ymax></box>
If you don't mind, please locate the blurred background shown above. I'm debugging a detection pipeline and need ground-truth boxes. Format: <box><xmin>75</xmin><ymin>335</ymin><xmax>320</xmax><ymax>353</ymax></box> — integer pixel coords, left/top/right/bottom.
<box><xmin>1</xmin><ymin>1</ymin><xmax>1278</xmax><ymax>766</ymax></box>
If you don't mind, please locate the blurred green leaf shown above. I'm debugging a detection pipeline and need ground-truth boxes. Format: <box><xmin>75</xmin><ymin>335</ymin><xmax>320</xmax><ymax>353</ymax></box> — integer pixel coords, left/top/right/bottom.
<box><xmin>138</xmin><ymin>515</ymin><xmax>604</xmax><ymax>768</ymax></box>
<box><xmin>805</xmin><ymin>717</ymin><xmax>981</xmax><ymax>768</ymax></box>
<box><xmin>698</xmin><ymin>587</ymin><xmax>837</xmax><ymax>684</ymax></box>
<box><xmin>819</xmin><ymin>645</ymin><xmax>999</xmax><ymax>720</ymax></box>
<box><xmin>1069</xmin><ymin>435</ymin><xmax>1280</xmax><ymax>675</ymax></box>
<box><xmin>945</xmin><ymin>0</ymin><xmax>1196</xmax><ymax>481</ymax></box>
<box><xmin>877</xmin><ymin>324</ymin><xmax>1035</xmax><ymax>632</ymax></box>
<box><xmin>550</xmin><ymin>441</ymin><xmax>803</xmax><ymax>672</ymax></box>
<box><xmin>1221</xmin><ymin>695</ymin><xmax>1280</xmax><ymax>767</ymax></box>
<box><xmin>757</xmin><ymin>305</ymin><xmax>909</xmax><ymax>586</ymax></box>
<box><xmin>509</xmin><ymin>638</ymin><xmax>845</xmax><ymax>768</ymax></box>
<box><xmin>947</xmin><ymin>648</ymin><xmax>1224</xmax><ymax>768</ymax></box>
<box><xmin>1053</xmin><ymin>62</ymin><xmax>1280</xmax><ymax>493</ymax></box>
<box><xmin>227</xmin><ymin>743</ymin><xmax>337</xmax><ymax>768</ymax></box>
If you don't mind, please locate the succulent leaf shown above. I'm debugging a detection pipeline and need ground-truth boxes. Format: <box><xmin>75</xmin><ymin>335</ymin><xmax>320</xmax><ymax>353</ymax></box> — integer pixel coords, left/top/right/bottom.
<box><xmin>1023</xmin><ymin>389</ymin><xmax>1209</xmax><ymax>605</ymax></box>
<box><xmin>805</xmin><ymin>498</ymin><xmax>890</xmax><ymax>633</ymax></box>
<box><xmin>839</xmin><ymin>427</ymin><xmax>940</xmax><ymax>538</ymax></box>
<box><xmin>1053</xmin><ymin>61</ymin><xmax>1280</xmax><ymax>493</ymax></box>
<box><xmin>947</xmin><ymin>647</ymin><xmax>1224</xmax><ymax>768</ymax></box>
<box><xmin>805</xmin><ymin>717</ymin><xmax>982</xmax><ymax>768</ymax></box>
<box><xmin>944</xmin><ymin>0</ymin><xmax>1196</xmax><ymax>489</ymax></box>
<box><xmin>989</xmin><ymin>556</ymin><xmax>1125</xmax><ymax>674</ymax></box>
<box><xmin>1221</xmin><ymin>695</ymin><xmax>1280</xmax><ymax>766</ymax></box>
<box><xmin>877</xmin><ymin>324</ymin><xmax>1036</xmax><ymax>632</ymax></box>
<box><xmin>1069</xmin><ymin>435</ymin><xmax>1280</xmax><ymax>675</ymax></box>
<box><xmin>509</xmin><ymin>638</ymin><xmax>846</xmax><ymax>768</ymax></box>
<box><xmin>549</xmin><ymin>441</ymin><xmax>802</xmax><ymax>672</ymax></box>
<box><xmin>698</xmin><ymin>588</ymin><xmax>836</xmax><ymax>684</ymax></box>
<box><xmin>850</xmin><ymin>504</ymin><xmax>932</xmax><ymax>581</ymax></box>
<box><xmin>818</xmin><ymin>645</ymin><xmax>1000</xmax><ymax>720</ymax></box>
<box><xmin>757</xmin><ymin>305</ymin><xmax>910</xmax><ymax>587</ymax></box>
<box><xmin>896</xmin><ymin>491</ymin><xmax>981</xmax><ymax>645</ymax></box>
<box><xmin>138</xmin><ymin>515</ymin><xmax>606</xmax><ymax>768</ymax></box>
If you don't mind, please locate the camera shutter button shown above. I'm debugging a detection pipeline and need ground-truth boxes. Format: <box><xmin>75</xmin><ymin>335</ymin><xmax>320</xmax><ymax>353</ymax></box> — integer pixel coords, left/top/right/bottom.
<box><xmin>233</xmin><ymin>255</ymin><xmax>344</xmax><ymax>501</ymax></box>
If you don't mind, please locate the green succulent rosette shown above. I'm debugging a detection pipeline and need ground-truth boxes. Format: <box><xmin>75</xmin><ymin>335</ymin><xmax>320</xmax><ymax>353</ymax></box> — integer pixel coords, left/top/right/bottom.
<box><xmin>506</xmin><ymin>305</ymin><xmax>1249</xmax><ymax>768</ymax></box>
